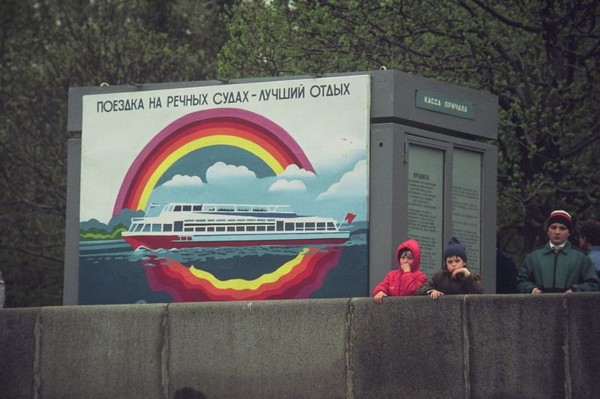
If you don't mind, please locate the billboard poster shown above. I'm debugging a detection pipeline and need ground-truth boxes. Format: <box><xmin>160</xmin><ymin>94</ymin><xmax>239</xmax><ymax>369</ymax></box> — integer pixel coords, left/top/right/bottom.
<box><xmin>79</xmin><ymin>75</ymin><xmax>370</xmax><ymax>303</ymax></box>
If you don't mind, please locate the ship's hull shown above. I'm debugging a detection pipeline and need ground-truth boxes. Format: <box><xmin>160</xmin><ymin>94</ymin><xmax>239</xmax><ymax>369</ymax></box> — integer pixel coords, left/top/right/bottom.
<box><xmin>123</xmin><ymin>231</ymin><xmax>349</xmax><ymax>250</ymax></box>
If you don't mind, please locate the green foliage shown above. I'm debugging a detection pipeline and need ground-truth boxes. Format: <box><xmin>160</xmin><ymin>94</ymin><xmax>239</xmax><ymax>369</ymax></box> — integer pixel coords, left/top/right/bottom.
<box><xmin>80</xmin><ymin>224</ymin><xmax>128</xmax><ymax>241</ymax></box>
<box><xmin>1</xmin><ymin>0</ymin><xmax>598</xmax><ymax>305</ymax></box>
<box><xmin>0</xmin><ymin>0</ymin><xmax>233</xmax><ymax>307</ymax></box>
<box><xmin>218</xmin><ymin>0</ymin><xmax>600</xmax><ymax>263</ymax></box>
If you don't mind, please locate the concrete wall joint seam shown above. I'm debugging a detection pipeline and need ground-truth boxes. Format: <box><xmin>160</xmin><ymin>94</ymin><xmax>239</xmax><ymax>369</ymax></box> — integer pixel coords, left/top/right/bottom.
<box><xmin>562</xmin><ymin>296</ymin><xmax>572</xmax><ymax>399</ymax></box>
<box><xmin>161</xmin><ymin>304</ymin><xmax>170</xmax><ymax>399</ymax></box>
<box><xmin>462</xmin><ymin>296</ymin><xmax>470</xmax><ymax>399</ymax></box>
<box><xmin>345</xmin><ymin>298</ymin><xmax>355</xmax><ymax>399</ymax></box>
<box><xmin>33</xmin><ymin>309</ymin><xmax>42</xmax><ymax>399</ymax></box>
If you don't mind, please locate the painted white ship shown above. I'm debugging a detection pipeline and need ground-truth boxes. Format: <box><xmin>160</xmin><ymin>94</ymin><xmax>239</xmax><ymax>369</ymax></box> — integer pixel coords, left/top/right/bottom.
<box><xmin>122</xmin><ymin>202</ymin><xmax>352</xmax><ymax>250</ymax></box>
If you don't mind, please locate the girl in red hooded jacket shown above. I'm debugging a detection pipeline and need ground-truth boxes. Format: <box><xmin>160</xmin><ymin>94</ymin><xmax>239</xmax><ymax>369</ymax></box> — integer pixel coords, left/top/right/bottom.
<box><xmin>372</xmin><ymin>239</ymin><xmax>428</xmax><ymax>303</ymax></box>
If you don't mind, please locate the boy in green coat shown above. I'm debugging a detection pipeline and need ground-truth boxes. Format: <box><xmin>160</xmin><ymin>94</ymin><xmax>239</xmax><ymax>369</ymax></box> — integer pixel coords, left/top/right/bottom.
<box><xmin>517</xmin><ymin>210</ymin><xmax>600</xmax><ymax>294</ymax></box>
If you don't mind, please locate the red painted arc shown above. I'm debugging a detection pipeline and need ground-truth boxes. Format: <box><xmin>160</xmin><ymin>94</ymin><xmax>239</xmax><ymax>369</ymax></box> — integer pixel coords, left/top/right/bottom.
<box><xmin>142</xmin><ymin>246</ymin><xmax>343</xmax><ymax>301</ymax></box>
<box><xmin>124</xmin><ymin>122</ymin><xmax>298</xmax><ymax>213</ymax></box>
<box><xmin>113</xmin><ymin>108</ymin><xmax>314</xmax><ymax>215</ymax></box>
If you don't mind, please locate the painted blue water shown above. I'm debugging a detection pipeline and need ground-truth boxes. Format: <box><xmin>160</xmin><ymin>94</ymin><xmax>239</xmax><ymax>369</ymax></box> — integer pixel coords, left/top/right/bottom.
<box><xmin>79</xmin><ymin>232</ymin><xmax>368</xmax><ymax>304</ymax></box>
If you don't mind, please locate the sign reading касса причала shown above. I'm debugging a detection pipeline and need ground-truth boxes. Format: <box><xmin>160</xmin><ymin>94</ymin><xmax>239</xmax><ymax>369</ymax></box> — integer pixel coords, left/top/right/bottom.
<box><xmin>415</xmin><ymin>89</ymin><xmax>475</xmax><ymax>120</ymax></box>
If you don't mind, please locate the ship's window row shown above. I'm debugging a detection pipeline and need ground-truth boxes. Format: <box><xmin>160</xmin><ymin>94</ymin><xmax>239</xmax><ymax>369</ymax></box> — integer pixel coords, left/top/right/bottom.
<box><xmin>129</xmin><ymin>221</ymin><xmax>338</xmax><ymax>233</ymax></box>
<box><xmin>164</xmin><ymin>204</ymin><xmax>272</xmax><ymax>213</ymax></box>
<box><xmin>168</xmin><ymin>205</ymin><xmax>202</xmax><ymax>212</ymax></box>
<box><xmin>184</xmin><ymin>218</ymin><xmax>278</xmax><ymax>223</ymax></box>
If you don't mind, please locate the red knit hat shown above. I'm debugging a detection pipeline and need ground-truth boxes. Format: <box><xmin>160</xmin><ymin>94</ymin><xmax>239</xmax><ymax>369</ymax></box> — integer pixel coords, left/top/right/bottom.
<box><xmin>546</xmin><ymin>210</ymin><xmax>573</xmax><ymax>232</ymax></box>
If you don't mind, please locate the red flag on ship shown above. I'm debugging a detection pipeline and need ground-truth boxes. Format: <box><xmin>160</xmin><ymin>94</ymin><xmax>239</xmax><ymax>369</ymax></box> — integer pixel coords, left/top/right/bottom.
<box><xmin>344</xmin><ymin>212</ymin><xmax>356</xmax><ymax>224</ymax></box>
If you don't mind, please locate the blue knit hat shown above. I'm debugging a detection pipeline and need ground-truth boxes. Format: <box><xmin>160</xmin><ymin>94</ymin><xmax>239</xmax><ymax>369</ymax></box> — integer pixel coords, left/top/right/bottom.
<box><xmin>443</xmin><ymin>237</ymin><xmax>467</xmax><ymax>263</ymax></box>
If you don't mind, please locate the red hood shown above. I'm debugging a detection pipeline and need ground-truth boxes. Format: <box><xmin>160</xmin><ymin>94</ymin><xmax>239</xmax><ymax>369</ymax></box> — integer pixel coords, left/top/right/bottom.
<box><xmin>396</xmin><ymin>239</ymin><xmax>421</xmax><ymax>271</ymax></box>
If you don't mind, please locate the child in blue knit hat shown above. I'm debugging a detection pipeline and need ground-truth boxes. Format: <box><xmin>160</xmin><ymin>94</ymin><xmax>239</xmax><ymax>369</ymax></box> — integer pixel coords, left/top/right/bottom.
<box><xmin>417</xmin><ymin>237</ymin><xmax>483</xmax><ymax>299</ymax></box>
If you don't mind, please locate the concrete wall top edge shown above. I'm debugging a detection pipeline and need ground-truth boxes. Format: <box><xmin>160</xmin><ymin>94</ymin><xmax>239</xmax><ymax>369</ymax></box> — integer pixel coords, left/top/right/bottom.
<box><xmin>6</xmin><ymin>292</ymin><xmax>598</xmax><ymax>312</ymax></box>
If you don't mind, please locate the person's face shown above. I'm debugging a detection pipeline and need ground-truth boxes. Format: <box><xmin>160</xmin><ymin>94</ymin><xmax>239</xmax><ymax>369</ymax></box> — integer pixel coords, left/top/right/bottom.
<box><xmin>445</xmin><ymin>255</ymin><xmax>465</xmax><ymax>272</ymax></box>
<box><xmin>547</xmin><ymin>223</ymin><xmax>570</xmax><ymax>245</ymax></box>
<box><xmin>398</xmin><ymin>250</ymin><xmax>414</xmax><ymax>269</ymax></box>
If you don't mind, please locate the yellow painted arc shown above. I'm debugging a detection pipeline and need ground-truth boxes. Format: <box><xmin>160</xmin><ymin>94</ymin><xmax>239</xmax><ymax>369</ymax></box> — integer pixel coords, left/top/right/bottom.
<box><xmin>137</xmin><ymin>135</ymin><xmax>286</xmax><ymax>211</ymax></box>
<box><xmin>188</xmin><ymin>248</ymin><xmax>310</xmax><ymax>290</ymax></box>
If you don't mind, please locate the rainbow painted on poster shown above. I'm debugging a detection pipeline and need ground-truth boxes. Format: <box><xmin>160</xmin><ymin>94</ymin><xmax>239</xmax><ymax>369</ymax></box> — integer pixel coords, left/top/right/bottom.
<box><xmin>113</xmin><ymin>107</ymin><xmax>315</xmax><ymax>215</ymax></box>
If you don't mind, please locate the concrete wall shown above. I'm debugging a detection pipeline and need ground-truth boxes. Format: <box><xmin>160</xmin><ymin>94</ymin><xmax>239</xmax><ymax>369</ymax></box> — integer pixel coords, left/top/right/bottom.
<box><xmin>1</xmin><ymin>294</ymin><xmax>599</xmax><ymax>399</ymax></box>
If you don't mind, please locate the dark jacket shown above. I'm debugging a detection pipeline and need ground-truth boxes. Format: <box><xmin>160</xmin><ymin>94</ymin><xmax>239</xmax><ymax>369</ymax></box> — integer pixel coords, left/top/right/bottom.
<box><xmin>496</xmin><ymin>248</ymin><xmax>518</xmax><ymax>294</ymax></box>
<box><xmin>517</xmin><ymin>241</ymin><xmax>600</xmax><ymax>293</ymax></box>
<box><xmin>417</xmin><ymin>269</ymin><xmax>483</xmax><ymax>296</ymax></box>
<box><xmin>417</xmin><ymin>245</ymin><xmax>483</xmax><ymax>296</ymax></box>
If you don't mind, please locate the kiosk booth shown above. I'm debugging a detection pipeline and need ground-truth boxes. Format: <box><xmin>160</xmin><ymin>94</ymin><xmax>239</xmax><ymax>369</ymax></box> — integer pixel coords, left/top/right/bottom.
<box><xmin>65</xmin><ymin>70</ymin><xmax>497</xmax><ymax>304</ymax></box>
